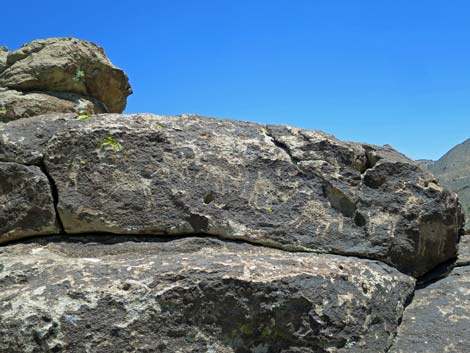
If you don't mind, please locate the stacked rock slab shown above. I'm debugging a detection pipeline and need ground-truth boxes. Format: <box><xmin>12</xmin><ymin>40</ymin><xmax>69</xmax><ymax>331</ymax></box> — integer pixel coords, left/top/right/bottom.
<box><xmin>0</xmin><ymin>113</ymin><xmax>463</xmax><ymax>277</ymax></box>
<box><xmin>0</xmin><ymin>236</ymin><xmax>415</xmax><ymax>353</ymax></box>
<box><xmin>0</xmin><ymin>38</ymin><xmax>132</xmax><ymax>122</ymax></box>
<box><xmin>0</xmin><ymin>38</ymin><xmax>466</xmax><ymax>353</ymax></box>
<box><xmin>0</xmin><ymin>113</ymin><xmax>464</xmax><ymax>352</ymax></box>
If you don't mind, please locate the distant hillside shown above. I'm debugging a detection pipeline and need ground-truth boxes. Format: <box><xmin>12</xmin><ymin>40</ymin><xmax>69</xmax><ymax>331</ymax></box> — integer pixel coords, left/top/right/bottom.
<box><xmin>416</xmin><ymin>159</ymin><xmax>435</xmax><ymax>169</ymax></box>
<box><xmin>421</xmin><ymin>139</ymin><xmax>470</xmax><ymax>225</ymax></box>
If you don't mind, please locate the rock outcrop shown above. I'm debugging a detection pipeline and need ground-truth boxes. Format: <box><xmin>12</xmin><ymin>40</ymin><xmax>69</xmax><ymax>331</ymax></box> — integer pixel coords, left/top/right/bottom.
<box><xmin>0</xmin><ymin>37</ymin><xmax>466</xmax><ymax>353</ymax></box>
<box><xmin>0</xmin><ymin>38</ymin><xmax>131</xmax><ymax>122</ymax></box>
<box><xmin>0</xmin><ymin>113</ymin><xmax>463</xmax><ymax>277</ymax></box>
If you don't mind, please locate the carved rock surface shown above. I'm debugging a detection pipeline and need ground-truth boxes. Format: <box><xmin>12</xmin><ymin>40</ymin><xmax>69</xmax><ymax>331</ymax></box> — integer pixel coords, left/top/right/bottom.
<box><xmin>0</xmin><ymin>88</ymin><xmax>106</xmax><ymax>123</ymax></box>
<box><xmin>0</xmin><ymin>37</ymin><xmax>132</xmax><ymax>114</ymax></box>
<box><xmin>0</xmin><ymin>113</ymin><xmax>463</xmax><ymax>277</ymax></box>
<box><xmin>0</xmin><ymin>161</ymin><xmax>58</xmax><ymax>241</ymax></box>
<box><xmin>391</xmin><ymin>235</ymin><xmax>470</xmax><ymax>353</ymax></box>
<box><xmin>0</xmin><ymin>236</ymin><xmax>415</xmax><ymax>353</ymax></box>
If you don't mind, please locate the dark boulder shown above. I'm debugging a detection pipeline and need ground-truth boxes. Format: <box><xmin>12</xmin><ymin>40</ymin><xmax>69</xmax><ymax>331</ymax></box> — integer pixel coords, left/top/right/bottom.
<box><xmin>0</xmin><ymin>113</ymin><xmax>463</xmax><ymax>277</ymax></box>
<box><xmin>0</xmin><ymin>236</ymin><xmax>415</xmax><ymax>353</ymax></box>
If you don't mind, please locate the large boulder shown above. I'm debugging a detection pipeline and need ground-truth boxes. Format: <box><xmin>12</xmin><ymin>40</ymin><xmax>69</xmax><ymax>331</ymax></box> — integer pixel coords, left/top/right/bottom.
<box><xmin>0</xmin><ymin>88</ymin><xmax>106</xmax><ymax>123</ymax></box>
<box><xmin>0</xmin><ymin>113</ymin><xmax>463</xmax><ymax>277</ymax></box>
<box><xmin>0</xmin><ymin>236</ymin><xmax>415</xmax><ymax>353</ymax></box>
<box><xmin>0</xmin><ymin>37</ymin><xmax>132</xmax><ymax>114</ymax></box>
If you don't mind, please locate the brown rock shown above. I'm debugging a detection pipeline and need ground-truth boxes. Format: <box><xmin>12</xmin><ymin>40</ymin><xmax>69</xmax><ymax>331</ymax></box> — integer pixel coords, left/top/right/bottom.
<box><xmin>0</xmin><ymin>46</ymin><xmax>7</xmax><ymax>73</ymax></box>
<box><xmin>0</xmin><ymin>88</ymin><xmax>107</xmax><ymax>123</ymax></box>
<box><xmin>0</xmin><ymin>37</ymin><xmax>132</xmax><ymax>113</ymax></box>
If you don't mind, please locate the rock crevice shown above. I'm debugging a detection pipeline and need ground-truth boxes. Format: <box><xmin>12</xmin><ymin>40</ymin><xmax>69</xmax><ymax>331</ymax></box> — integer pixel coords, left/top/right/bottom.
<box><xmin>37</xmin><ymin>160</ymin><xmax>65</xmax><ymax>234</ymax></box>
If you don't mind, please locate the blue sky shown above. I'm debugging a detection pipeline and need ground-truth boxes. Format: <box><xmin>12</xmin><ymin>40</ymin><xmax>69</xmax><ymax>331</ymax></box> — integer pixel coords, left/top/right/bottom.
<box><xmin>3</xmin><ymin>1</ymin><xmax>470</xmax><ymax>160</ymax></box>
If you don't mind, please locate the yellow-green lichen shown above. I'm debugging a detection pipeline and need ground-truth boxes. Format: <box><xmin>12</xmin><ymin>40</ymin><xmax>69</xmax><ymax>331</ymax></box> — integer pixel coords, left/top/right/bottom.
<box><xmin>100</xmin><ymin>136</ymin><xmax>123</xmax><ymax>152</ymax></box>
<box><xmin>266</xmin><ymin>207</ymin><xmax>273</xmax><ymax>213</ymax></box>
<box><xmin>76</xmin><ymin>114</ymin><xmax>92</xmax><ymax>120</ymax></box>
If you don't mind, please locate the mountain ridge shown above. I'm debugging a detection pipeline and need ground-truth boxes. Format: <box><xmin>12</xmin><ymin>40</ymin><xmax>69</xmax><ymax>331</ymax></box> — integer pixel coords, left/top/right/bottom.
<box><xmin>418</xmin><ymin>138</ymin><xmax>470</xmax><ymax>225</ymax></box>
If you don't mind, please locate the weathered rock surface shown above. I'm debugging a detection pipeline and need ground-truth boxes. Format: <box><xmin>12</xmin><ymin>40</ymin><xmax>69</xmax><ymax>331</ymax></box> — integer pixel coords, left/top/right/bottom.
<box><xmin>0</xmin><ymin>236</ymin><xmax>415</xmax><ymax>353</ymax></box>
<box><xmin>0</xmin><ymin>161</ymin><xmax>59</xmax><ymax>241</ymax></box>
<box><xmin>0</xmin><ymin>37</ymin><xmax>466</xmax><ymax>353</ymax></box>
<box><xmin>0</xmin><ymin>46</ymin><xmax>7</xmax><ymax>73</ymax></box>
<box><xmin>457</xmin><ymin>234</ymin><xmax>470</xmax><ymax>266</ymax></box>
<box><xmin>0</xmin><ymin>37</ymin><xmax>131</xmax><ymax>120</ymax></box>
<box><xmin>391</xmin><ymin>235</ymin><xmax>470</xmax><ymax>353</ymax></box>
<box><xmin>0</xmin><ymin>113</ymin><xmax>463</xmax><ymax>277</ymax></box>
<box><xmin>0</xmin><ymin>88</ymin><xmax>107</xmax><ymax>123</ymax></box>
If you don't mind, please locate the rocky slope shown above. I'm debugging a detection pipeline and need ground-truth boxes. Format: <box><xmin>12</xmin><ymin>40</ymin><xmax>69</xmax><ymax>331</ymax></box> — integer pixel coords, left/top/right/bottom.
<box><xmin>419</xmin><ymin>139</ymin><xmax>470</xmax><ymax>227</ymax></box>
<box><xmin>0</xmin><ymin>38</ymin><xmax>131</xmax><ymax>122</ymax></box>
<box><xmin>0</xmin><ymin>38</ymin><xmax>467</xmax><ymax>353</ymax></box>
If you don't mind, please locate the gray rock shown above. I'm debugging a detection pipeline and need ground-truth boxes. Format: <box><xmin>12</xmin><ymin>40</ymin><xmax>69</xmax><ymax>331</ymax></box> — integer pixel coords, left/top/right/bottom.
<box><xmin>0</xmin><ymin>236</ymin><xmax>415</xmax><ymax>353</ymax></box>
<box><xmin>0</xmin><ymin>37</ymin><xmax>132</xmax><ymax>113</ymax></box>
<box><xmin>390</xmin><ymin>234</ymin><xmax>470</xmax><ymax>353</ymax></box>
<box><xmin>0</xmin><ymin>113</ymin><xmax>463</xmax><ymax>277</ymax></box>
<box><xmin>0</xmin><ymin>89</ymin><xmax>107</xmax><ymax>123</ymax></box>
<box><xmin>0</xmin><ymin>162</ymin><xmax>58</xmax><ymax>241</ymax></box>
<box><xmin>391</xmin><ymin>265</ymin><xmax>470</xmax><ymax>353</ymax></box>
<box><xmin>0</xmin><ymin>46</ymin><xmax>7</xmax><ymax>74</ymax></box>
<box><xmin>457</xmin><ymin>235</ymin><xmax>470</xmax><ymax>266</ymax></box>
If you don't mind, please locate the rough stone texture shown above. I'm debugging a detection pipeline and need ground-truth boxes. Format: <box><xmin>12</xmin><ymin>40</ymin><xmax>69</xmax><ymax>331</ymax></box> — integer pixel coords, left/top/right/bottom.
<box><xmin>0</xmin><ymin>46</ymin><xmax>7</xmax><ymax>73</ymax></box>
<box><xmin>391</xmin><ymin>235</ymin><xmax>470</xmax><ymax>353</ymax></box>
<box><xmin>0</xmin><ymin>236</ymin><xmax>415</xmax><ymax>353</ymax></box>
<box><xmin>457</xmin><ymin>235</ymin><xmax>470</xmax><ymax>266</ymax></box>
<box><xmin>0</xmin><ymin>37</ymin><xmax>132</xmax><ymax>113</ymax></box>
<box><xmin>0</xmin><ymin>88</ymin><xmax>107</xmax><ymax>122</ymax></box>
<box><xmin>0</xmin><ymin>161</ymin><xmax>58</xmax><ymax>242</ymax></box>
<box><xmin>0</xmin><ymin>113</ymin><xmax>463</xmax><ymax>277</ymax></box>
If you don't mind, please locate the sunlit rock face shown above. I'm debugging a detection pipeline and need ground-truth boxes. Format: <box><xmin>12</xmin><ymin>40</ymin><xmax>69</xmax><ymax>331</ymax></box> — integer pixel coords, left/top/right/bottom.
<box><xmin>0</xmin><ymin>236</ymin><xmax>415</xmax><ymax>353</ymax></box>
<box><xmin>0</xmin><ymin>38</ymin><xmax>466</xmax><ymax>353</ymax></box>
<box><xmin>0</xmin><ymin>37</ymin><xmax>131</xmax><ymax>122</ymax></box>
<box><xmin>0</xmin><ymin>113</ymin><xmax>463</xmax><ymax>277</ymax></box>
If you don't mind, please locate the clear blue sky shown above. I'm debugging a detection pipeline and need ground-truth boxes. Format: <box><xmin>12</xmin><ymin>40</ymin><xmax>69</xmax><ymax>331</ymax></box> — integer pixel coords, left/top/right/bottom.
<box><xmin>3</xmin><ymin>1</ymin><xmax>470</xmax><ymax>160</ymax></box>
